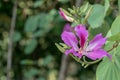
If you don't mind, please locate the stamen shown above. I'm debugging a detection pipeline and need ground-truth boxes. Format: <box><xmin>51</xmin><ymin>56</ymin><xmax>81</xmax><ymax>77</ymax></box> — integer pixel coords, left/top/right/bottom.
<box><xmin>78</xmin><ymin>48</ymin><xmax>83</xmax><ymax>54</ymax></box>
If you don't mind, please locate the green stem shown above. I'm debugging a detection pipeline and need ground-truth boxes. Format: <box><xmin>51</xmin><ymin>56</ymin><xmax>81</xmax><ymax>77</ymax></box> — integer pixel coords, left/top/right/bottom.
<box><xmin>70</xmin><ymin>54</ymin><xmax>102</xmax><ymax>68</ymax></box>
<box><xmin>83</xmin><ymin>56</ymin><xmax>101</xmax><ymax>64</ymax></box>
<box><xmin>69</xmin><ymin>54</ymin><xmax>84</xmax><ymax>64</ymax></box>
<box><xmin>107</xmin><ymin>41</ymin><xmax>119</xmax><ymax>52</ymax></box>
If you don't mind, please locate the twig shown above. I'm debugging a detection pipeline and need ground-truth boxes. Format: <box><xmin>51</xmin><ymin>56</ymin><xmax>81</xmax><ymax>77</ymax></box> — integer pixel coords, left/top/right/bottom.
<box><xmin>58</xmin><ymin>55</ymin><xmax>69</xmax><ymax>80</ymax></box>
<box><xmin>7</xmin><ymin>0</ymin><xmax>18</xmax><ymax>80</ymax></box>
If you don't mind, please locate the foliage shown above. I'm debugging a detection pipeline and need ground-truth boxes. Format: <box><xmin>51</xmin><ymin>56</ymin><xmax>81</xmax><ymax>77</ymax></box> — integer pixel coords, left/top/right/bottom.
<box><xmin>56</xmin><ymin>0</ymin><xmax>120</xmax><ymax>80</ymax></box>
<box><xmin>0</xmin><ymin>0</ymin><xmax>120</xmax><ymax>80</ymax></box>
<box><xmin>96</xmin><ymin>45</ymin><xmax>120</xmax><ymax>80</ymax></box>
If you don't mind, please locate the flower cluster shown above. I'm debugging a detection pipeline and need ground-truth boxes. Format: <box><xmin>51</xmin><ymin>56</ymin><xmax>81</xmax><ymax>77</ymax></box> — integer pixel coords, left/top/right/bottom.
<box><xmin>59</xmin><ymin>9</ymin><xmax>111</xmax><ymax>60</ymax></box>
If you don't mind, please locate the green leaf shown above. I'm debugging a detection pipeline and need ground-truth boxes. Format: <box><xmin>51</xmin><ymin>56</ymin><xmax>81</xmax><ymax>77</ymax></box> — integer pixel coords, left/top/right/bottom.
<box><xmin>24</xmin><ymin>15</ymin><xmax>39</xmax><ymax>32</ymax></box>
<box><xmin>96</xmin><ymin>46</ymin><xmax>120</xmax><ymax>80</ymax></box>
<box><xmin>111</xmin><ymin>15</ymin><xmax>120</xmax><ymax>35</ymax></box>
<box><xmin>13</xmin><ymin>31</ymin><xmax>21</xmax><ymax>42</ymax></box>
<box><xmin>24</xmin><ymin>68</ymin><xmax>39</xmax><ymax>78</ymax></box>
<box><xmin>89</xmin><ymin>21</ymin><xmax>110</xmax><ymax>39</ymax></box>
<box><xmin>33</xmin><ymin>30</ymin><xmax>45</xmax><ymax>37</ymax></box>
<box><xmin>37</xmin><ymin>77</ymin><xmax>45</xmax><ymax>80</ymax></box>
<box><xmin>44</xmin><ymin>55</ymin><xmax>53</xmax><ymax>66</ymax></box>
<box><xmin>104</xmin><ymin>41</ymin><xmax>114</xmax><ymax>51</ymax></box>
<box><xmin>24</xmin><ymin>39</ymin><xmax>37</xmax><ymax>54</ymax></box>
<box><xmin>108</xmin><ymin>32</ymin><xmax>120</xmax><ymax>41</ymax></box>
<box><xmin>20</xmin><ymin>59</ymin><xmax>35</xmax><ymax>65</ymax></box>
<box><xmin>118</xmin><ymin>0</ymin><xmax>120</xmax><ymax>13</ymax></box>
<box><xmin>71</xmin><ymin>22</ymin><xmax>78</xmax><ymax>27</ymax></box>
<box><xmin>88</xmin><ymin>0</ymin><xmax>110</xmax><ymax>28</ymax></box>
<box><xmin>106</xmin><ymin>30</ymin><xmax>112</xmax><ymax>38</ymax></box>
<box><xmin>38</xmin><ymin>13</ymin><xmax>54</xmax><ymax>32</ymax></box>
<box><xmin>25</xmin><ymin>9</ymin><xmax>56</xmax><ymax>35</ymax></box>
<box><xmin>104</xmin><ymin>0</ymin><xmax>110</xmax><ymax>15</ymax></box>
<box><xmin>58</xmin><ymin>0</ymin><xmax>69</xmax><ymax>3</ymax></box>
<box><xmin>33</xmin><ymin>0</ymin><xmax>44</xmax><ymax>8</ymax></box>
<box><xmin>88</xmin><ymin>4</ymin><xmax>105</xmax><ymax>28</ymax></box>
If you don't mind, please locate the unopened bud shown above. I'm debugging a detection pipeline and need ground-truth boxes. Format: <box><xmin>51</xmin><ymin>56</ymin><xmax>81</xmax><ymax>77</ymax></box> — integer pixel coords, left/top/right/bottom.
<box><xmin>59</xmin><ymin>8</ymin><xmax>74</xmax><ymax>22</ymax></box>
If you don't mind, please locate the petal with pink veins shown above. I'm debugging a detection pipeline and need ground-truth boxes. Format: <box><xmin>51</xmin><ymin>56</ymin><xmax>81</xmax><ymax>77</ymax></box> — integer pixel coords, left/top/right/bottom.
<box><xmin>75</xmin><ymin>24</ymin><xmax>88</xmax><ymax>48</ymax></box>
<box><xmin>61</xmin><ymin>31</ymin><xmax>79</xmax><ymax>51</ymax></box>
<box><xmin>86</xmin><ymin>34</ymin><xmax>106</xmax><ymax>51</ymax></box>
<box><xmin>85</xmin><ymin>49</ymin><xmax>112</xmax><ymax>60</ymax></box>
<box><xmin>65</xmin><ymin>48</ymin><xmax>77</xmax><ymax>55</ymax></box>
<box><xmin>65</xmin><ymin>48</ymin><xmax>82</xmax><ymax>58</ymax></box>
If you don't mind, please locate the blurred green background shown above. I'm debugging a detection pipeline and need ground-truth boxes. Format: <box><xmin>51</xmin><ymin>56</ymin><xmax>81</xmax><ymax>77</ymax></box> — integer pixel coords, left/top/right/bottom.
<box><xmin>0</xmin><ymin>0</ymin><xmax>117</xmax><ymax>80</ymax></box>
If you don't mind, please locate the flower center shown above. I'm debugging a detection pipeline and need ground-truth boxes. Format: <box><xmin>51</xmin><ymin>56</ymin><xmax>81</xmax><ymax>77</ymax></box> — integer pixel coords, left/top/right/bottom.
<box><xmin>78</xmin><ymin>48</ymin><xmax>83</xmax><ymax>54</ymax></box>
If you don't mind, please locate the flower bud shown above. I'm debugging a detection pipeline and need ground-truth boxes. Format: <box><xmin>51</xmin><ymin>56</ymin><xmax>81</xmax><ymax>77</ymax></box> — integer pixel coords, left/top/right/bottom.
<box><xmin>59</xmin><ymin>8</ymin><xmax>74</xmax><ymax>22</ymax></box>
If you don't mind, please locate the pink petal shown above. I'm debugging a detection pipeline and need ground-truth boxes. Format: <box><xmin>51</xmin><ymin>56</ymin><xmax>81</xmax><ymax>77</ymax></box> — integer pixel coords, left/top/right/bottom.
<box><xmin>65</xmin><ymin>48</ymin><xmax>76</xmax><ymax>55</ymax></box>
<box><xmin>86</xmin><ymin>34</ymin><xmax>106</xmax><ymax>51</ymax></box>
<box><xmin>65</xmin><ymin>48</ymin><xmax>82</xmax><ymax>58</ymax></box>
<box><xmin>85</xmin><ymin>49</ymin><xmax>112</xmax><ymax>60</ymax></box>
<box><xmin>59</xmin><ymin>9</ymin><xmax>74</xmax><ymax>22</ymax></box>
<box><xmin>65</xmin><ymin>49</ymin><xmax>73</xmax><ymax>55</ymax></box>
<box><xmin>75</xmin><ymin>53</ymin><xmax>83</xmax><ymax>58</ymax></box>
<box><xmin>63</xmin><ymin>23</ymin><xmax>73</xmax><ymax>32</ymax></box>
<box><xmin>75</xmin><ymin>24</ymin><xmax>88</xmax><ymax>48</ymax></box>
<box><xmin>61</xmin><ymin>31</ymin><xmax>79</xmax><ymax>51</ymax></box>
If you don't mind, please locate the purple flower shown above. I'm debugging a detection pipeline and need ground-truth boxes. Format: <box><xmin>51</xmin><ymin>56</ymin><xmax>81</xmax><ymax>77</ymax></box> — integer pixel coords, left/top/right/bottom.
<box><xmin>59</xmin><ymin>8</ymin><xmax>74</xmax><ymax>22</ymax></box>
<box><xmin>61</xmin><ymin>24</ymin><xmax>112</xmax><ymax>60</ymax></box>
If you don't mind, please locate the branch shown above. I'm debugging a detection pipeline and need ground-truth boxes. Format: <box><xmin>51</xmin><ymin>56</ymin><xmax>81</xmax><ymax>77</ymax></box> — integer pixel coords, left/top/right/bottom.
<box><xmin>7</xmin><ymin>0</ymin><xmax>18</xmax><ymax>80</ymax></box>
<box><xmin>58</xmin><ymin>55</ymin><xmax>69</xmax><ymax>80</ymax></box>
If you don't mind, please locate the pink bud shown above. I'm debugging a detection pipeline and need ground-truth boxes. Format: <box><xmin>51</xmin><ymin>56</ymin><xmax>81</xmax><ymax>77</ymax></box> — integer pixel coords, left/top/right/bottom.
<box><xmin>59</xmin><ymin>8</ymin><xmax>74</xmax><ymax>22</ymax></box>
